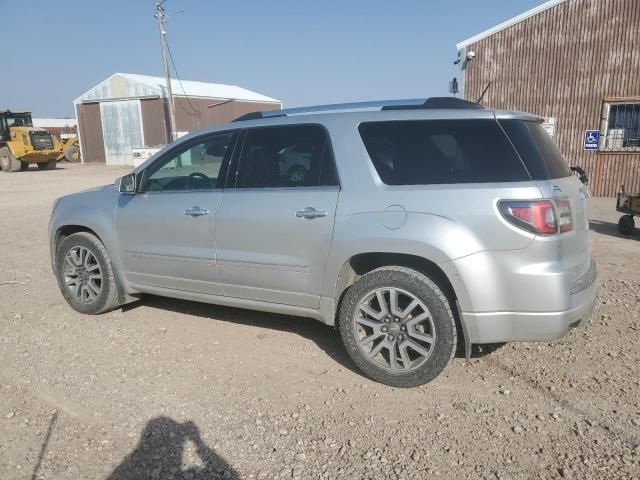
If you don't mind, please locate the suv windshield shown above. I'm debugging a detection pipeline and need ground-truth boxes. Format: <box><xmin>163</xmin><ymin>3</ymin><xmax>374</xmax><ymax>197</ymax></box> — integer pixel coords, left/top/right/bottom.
<box><xmin>499</xmin><ymin>120</ymin><xmax>572</xmax><ymax>180</ymax></box>
<box><xmin>359</xmin><ymin>119</ymin><xmax>530</xmax><ymax>185</ymax></box>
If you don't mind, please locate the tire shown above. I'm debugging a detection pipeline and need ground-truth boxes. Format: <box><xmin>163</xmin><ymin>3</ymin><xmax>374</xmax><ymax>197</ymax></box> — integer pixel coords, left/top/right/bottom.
<box><xmin>20</xmin><ymin>162</ymin><xmax>29</xmax><ymax>171</ymax></box>
<box><xmin>0</xmin><ymin>147</ymin><xmax>21</xmax><ymax>172</ymax></box>
<box><xmin>287</xmin><ymin>165</ymin><xmax>308</xmax><ymax>185</ymax></box>
<box><xmin>64</xmin><ymin>145</ymin><xmax>81</xmax><ymax>162</ymax></box>
<box><xmin>338</xmin><ymin>266</ymin><xmax>457</xmax><ymax>387</ymax></box>
<box><xmin>618</xmin><ymin>215</ymin><xmax>635</xmax><ymax>235</ymax></box>
<box><xmin>55</xmin><ymin>232</ymin><xmax>121</xmax><ymax>314</ymax></box>
<box><xmin>37</xmin><ymin>159</ymin><xmax>57</xmax><ymax>170</ymax></box>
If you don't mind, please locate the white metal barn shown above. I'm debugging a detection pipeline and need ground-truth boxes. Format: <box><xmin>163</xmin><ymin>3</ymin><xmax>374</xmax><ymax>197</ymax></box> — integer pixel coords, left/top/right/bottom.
<box><xmin>73</xmin><ymin>73</ymin><xmax>281</xmax><ymax>165</ymax></box>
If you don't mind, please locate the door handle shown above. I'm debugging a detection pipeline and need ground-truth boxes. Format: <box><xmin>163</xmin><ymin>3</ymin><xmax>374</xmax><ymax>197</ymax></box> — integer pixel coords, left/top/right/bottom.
<box><xmin>184</xmin><ymin>206</ymin><xmax>209</xmax><ymax>217</ymax></box>
<box><xmin>296</xmin><ymin>207</ymin><xmax>328</xmax><ymax>219</ymax></box>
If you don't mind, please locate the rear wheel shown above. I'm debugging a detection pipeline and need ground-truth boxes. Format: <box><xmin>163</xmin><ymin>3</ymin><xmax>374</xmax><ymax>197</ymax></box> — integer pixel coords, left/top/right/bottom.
<box><xmin>55</xmin><ymin>232</ymin><xmax>121</xmax><ymax>314</ymax></box>
<box><xmin>64</xmin><ymin>145</ymin><xmax>81</xmax><ymax>162</ymax></box>
<box><xmin>37</xmin><ymin>159</ymin><xmax>57</xmax><ymax>170</ymax></box>
<box><xmin>338</xmin><ymin>266</ymin><xmax>457</xmax><ymax>387</ymax></box>
<box><xmin>0</xmin><ymin>147</ymin><xmax>21</xmax><ymax>173</ymax></box>
<box><xmin>618</xmin><ymin>215</ymin><xmax>635</xmax><ymax>235</ymax></box>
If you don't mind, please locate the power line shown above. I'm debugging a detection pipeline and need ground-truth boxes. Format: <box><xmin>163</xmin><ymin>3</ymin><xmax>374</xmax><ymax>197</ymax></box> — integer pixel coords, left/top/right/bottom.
<box><xmin>165</xmin><ymin>39</ymin><xmax>200</xmax><ymax>118</ymax></box>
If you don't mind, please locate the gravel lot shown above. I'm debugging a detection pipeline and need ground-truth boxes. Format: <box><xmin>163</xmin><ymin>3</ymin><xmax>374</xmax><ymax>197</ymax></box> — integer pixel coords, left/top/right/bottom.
<box><xmin>0</xmin><ymin>163</ymin><xmax>638</xmax><ymax>480</ymax></box>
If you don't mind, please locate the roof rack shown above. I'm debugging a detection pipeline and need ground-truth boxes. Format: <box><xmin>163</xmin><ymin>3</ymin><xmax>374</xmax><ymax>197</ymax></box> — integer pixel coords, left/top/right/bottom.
<box><xmin>232</xmin><ymin>97</ymin><xmax>483</xmax><ymax>122</ymax></box>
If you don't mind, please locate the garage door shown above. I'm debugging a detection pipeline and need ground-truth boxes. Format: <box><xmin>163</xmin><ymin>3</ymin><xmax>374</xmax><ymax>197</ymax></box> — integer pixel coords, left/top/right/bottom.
<box><xmin>100</xmin><ymin>100</ymin><xmax>145</xmax><ymax>165</ymax></box>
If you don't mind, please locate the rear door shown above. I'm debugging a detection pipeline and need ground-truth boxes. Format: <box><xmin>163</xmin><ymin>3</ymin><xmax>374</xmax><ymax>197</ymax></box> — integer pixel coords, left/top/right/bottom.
<box><xmin>215</xmin><ymin>124</ymin><xmax>339</xmax><ymax>308</ymax></box>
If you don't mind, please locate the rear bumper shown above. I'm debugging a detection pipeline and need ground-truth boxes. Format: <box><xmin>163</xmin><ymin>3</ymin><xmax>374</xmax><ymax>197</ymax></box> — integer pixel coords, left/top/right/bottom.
<box><xmin>462</xmin><ymin>258</ymin><xmax>598</xmax><ymax>343</ymax></box>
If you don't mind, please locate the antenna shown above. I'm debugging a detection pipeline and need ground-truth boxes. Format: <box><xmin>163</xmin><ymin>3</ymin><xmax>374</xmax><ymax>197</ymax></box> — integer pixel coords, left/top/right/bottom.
<box><xmin>155</xmin><ymin>1</ymin><xmax>177</xmax><ymax>142</ymax></box>
<box><xmin>476</xmin><ymin>81</ymin><xmax>492</xmax><ymax>105</ymax></box>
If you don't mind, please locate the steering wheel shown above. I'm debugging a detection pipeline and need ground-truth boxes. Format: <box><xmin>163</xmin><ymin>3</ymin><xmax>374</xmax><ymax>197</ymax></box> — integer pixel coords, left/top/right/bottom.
<box><xmin>186</xmin><ymin>171</ymin><xmax>211</xmax><ymax>190</ymax></box>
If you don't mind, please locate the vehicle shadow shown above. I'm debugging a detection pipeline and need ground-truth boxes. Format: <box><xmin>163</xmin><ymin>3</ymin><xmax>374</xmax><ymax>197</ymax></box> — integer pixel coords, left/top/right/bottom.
<box><xmin>590</xmin><ymin>219</ymin><xmax>637</xmax><ymax>239</ymax></box>
<box><xmin>107</xmin><ymin>416</ymin><xmax>238</xmax><ymax>480</ymax></box>
<box><xmin>127</xmin><ymin>295</ymin><xmax>503</xmax><ymax>373</ymax></box>
<box><xmin>126</xmin><ymin>294</ymin><xmax>363</xmax><ymax>375</ymax></box>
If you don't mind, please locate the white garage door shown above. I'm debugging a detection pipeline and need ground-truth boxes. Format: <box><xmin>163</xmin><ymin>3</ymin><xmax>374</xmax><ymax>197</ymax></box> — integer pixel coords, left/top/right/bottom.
<box><xmin>100</xmin><ymin>100</ymin><xmax>145</xmax><ymax>165</ymax></box>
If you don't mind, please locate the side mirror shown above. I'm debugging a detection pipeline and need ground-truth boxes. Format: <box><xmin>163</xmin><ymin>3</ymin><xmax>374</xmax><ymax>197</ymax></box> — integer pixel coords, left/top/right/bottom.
<box><xmin>117</xmin><ymin>173</ymin><xmax>137</xmax><ymax>194</ymax></box>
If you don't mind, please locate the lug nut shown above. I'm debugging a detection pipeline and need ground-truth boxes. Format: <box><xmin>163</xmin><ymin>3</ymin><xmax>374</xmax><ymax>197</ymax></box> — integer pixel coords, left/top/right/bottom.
<box><xmin>387</xmin><ymin>335</ymin><xmax>394</xmax><ymax>341</ymax></box>
<box><xmin>394</xmin><ymin>317</ymin><xmax>400</xmax><ymax>322</ymax></box>
<box><xmin>398</xmin><ymin>335</ymin><xmax>404</xmax><ymax>341</ymax></box>
<box><xmin>384</xmin><ymin>318</ymin><xmax>391</xmax><ymax>323</ymax></box>
<box><xmin>401</xmin><ymin>326</ymin><xmax>407</xmax><ymax>331</ymax></box>
<box><xmin>381</xmin><ymin>326</ymin><xmax>388</xmax><ymax>333</ymax></box>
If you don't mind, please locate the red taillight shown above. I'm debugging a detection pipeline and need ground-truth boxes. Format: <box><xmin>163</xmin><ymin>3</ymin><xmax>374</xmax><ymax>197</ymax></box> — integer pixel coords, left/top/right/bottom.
<box><xmin>499</xmin><ymin>199</ymin><xmax>573</xmax><ymax>235</ymax></box>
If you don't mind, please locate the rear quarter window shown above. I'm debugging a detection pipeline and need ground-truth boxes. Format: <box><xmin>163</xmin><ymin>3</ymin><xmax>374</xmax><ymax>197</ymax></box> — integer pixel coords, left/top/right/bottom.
<box><xmin>499</xmin><ymin>120</ymin><xmax>572</xmax><ymax>180</ymax></box>
<box><xmin>358</xmin><ymin>119</ymin><xmax>530</xmax><ymax>185</ymax></box>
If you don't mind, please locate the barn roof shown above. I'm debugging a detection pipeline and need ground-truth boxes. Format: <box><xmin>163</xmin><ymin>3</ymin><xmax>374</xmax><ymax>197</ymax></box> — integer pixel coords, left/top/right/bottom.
<box><xmin>74</xmin><ymin>73</ymin><xmax>281</xmax><ymax>104</ymax></box>
<box><xmin>457</xmin><ymin>0</ymin><xmax>567</xmax><ymax>49</ymax></box>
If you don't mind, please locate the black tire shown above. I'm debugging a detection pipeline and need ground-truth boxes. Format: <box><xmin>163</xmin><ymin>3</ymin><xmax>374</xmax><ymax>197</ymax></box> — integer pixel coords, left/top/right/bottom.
<box><xmin>0</xmin><ymin>146</ymin><xmax>21</xmax><ymax>172</ymax></box>
<box><xmin>287</xmin><ymin>165</ymin><xmax>308</xmax><ymax>185</ymax></box>
<box><xmin>55</xmin><ymin>232</ymin><xmax>121</xmax><ymax>314</ymax></box>
<box><xmin>64</xmin><ymin>145</ymin><xmax>81</xmax><ymax>162</ymax></box>
<box><xmin>37</xmin><ymin>159</ymin><xmax>57</xmax><ymax>170</ymax></box>
<box><xmin>338</xmin><ymin>266</ymin><xmax>457</xmax><ymax>387</ymax></box>
<box><xmin>618</xmin><ymin>215</ymin><xmax>635</xmax><ymax>235</ymax></box>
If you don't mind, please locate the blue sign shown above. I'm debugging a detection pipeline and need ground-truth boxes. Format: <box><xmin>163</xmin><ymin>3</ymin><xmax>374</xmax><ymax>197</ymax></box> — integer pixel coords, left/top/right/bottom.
<box><xmin>584</xmin><ymin>130</ymin><xmax>600</xmax><ymax>151</ymax></box>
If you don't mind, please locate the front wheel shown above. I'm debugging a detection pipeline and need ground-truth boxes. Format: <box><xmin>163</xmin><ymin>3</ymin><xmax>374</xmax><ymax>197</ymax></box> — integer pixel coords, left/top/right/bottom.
<box><xmin>338</xmin><ymin>266</ymin><xmax>457</xmax><ymax>387</ymax></box>
<box><xmin>55</xmin><ymin>232</ymin><xmax>121</xmax><ymax>314</ymax></box>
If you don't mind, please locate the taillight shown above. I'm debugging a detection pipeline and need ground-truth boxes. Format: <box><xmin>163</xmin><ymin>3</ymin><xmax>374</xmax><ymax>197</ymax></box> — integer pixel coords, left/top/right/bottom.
<box><xmin>499</xmin><ymin>199</ymin><xmax>573</xmax><ymax>235</ymax></box>
<box><xmin>555</xmin><ymin>199</ymin><xmax>573</xmax><ymax>233</ymax></box>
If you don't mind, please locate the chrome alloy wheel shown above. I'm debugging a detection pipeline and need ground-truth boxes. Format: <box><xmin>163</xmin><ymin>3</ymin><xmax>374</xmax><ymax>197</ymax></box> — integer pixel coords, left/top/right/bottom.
<box><xmin>354</xmin><ymin>287</ymin><xmax>436</xmax><ymax>371</ymax></box>
<box><xmin>63</xmin><ymin>246</ymin><xmax>103</xmax><ymax>304</ymax></box>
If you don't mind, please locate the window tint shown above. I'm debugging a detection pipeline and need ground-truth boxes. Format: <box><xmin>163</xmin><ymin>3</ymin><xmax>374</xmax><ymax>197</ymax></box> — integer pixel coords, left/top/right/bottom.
<box><xmin>499</xmin><ymin>120</ymin><xmax>571</xmax><ymax>180</ymax></box>
<box><xmin>141</xmin><ymin>132</ymin><xmax>236</xmax><ymax>192</ymax></box>
<box><xmin>234</xmin><ymin>125</ymin><xmax>338</xmax><ymax>188</ymax></box>
<box><xmin>359</xmin><ymin>120</ymin><xmax>529</xmax><ymax>185</ymax></box>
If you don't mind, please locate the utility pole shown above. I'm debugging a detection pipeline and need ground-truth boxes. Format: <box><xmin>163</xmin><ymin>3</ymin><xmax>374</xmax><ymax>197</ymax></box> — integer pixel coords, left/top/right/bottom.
<box><xmin>155</xmin><ymin>1</ymin><xmax>177</xmax><ymax>142</ymax></box>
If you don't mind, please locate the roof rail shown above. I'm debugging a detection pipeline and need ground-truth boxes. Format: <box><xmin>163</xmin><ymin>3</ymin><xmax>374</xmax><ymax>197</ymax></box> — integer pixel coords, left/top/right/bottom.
<box><xmin>232</xmin><ymin>97</ymin><xmax>482</xmax><ymax>122</ymax></box>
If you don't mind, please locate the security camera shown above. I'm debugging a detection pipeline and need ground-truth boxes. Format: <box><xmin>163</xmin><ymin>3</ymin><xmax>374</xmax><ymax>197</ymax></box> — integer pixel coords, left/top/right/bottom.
<box><xmin>467</xmin><ymin>51</ymin><xmax>476</xmax><ymax>61</ymax></box>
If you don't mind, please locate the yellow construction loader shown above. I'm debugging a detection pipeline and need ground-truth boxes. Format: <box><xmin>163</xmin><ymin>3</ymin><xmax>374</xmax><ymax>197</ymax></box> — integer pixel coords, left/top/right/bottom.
<box><xmin>0</xmin><ymin>110</ymin><xmax>80</xmax><ymax>172</ymax></box>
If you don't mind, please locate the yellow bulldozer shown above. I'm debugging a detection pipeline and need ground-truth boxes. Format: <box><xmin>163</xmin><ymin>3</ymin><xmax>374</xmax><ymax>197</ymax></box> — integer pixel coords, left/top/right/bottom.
<box><xmin>0</xmin><ymin>110</ymin><xmax>80</xmax><ymax>173</ymax></box>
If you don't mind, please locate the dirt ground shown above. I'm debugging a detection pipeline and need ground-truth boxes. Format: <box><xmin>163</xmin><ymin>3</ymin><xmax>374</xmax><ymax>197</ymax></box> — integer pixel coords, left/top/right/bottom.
<box><xmin>0</xmin><ymin>163</ymin><xmax>638</xmax><ymax>480</ymax></box>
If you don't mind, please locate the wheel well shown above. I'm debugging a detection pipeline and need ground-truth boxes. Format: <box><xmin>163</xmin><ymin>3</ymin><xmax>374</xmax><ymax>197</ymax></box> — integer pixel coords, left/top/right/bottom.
<box><xmin>55</xmin><ymin>225</ymin><xmax>100</xmax><ymax>255</ymax></box>
<box><xmin>333</xmin><ymin>253</ymin><xmax>465</xmax><ymax>348</ymax></box>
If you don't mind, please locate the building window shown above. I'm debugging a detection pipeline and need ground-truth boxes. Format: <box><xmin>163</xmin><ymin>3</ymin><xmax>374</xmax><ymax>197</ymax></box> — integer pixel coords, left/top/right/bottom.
<box><xmin>600</xmin><ymin>100</ymin><xmax>640</xmax><ymax>152</ymax></box>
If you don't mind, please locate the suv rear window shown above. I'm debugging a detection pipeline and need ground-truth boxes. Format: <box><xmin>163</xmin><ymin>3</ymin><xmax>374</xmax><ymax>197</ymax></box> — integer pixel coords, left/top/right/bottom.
<box><xmin>499</xmin><ymin>120</ymin><xmax>572</xmax><ymax>180</ymax></box>
<box><xmin>359</xmin><ymin>120</ymin><xmax>530</xmax><ymax>185</ymax></box>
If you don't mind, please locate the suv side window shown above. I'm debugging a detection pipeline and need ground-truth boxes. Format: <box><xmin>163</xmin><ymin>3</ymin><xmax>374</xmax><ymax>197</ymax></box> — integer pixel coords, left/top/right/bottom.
<box><xmin>359</xmin><ymin>120</ymin><xmax>530</xmax><ymax>185</ymax></box>
<box><xmin>141</xmin><ymin>131</ymin><xmax>237</xmax><ymax>192</ymax></box>
<box><xmin>233</xmin><ymin>125</ymin><xmax>338</xmax><ymax>188</ymax></box>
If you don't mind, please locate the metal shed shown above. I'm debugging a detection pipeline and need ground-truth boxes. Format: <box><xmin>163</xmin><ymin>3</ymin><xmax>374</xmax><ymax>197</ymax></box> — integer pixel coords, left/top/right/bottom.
<box><xmin>74</xmin><ymin>73</ymin><xmax>281</xmax><ymax>165</ymax></box>
<box><xmin>456</xmin><ymin>0</ymin><xmax>640</xmax><ymax>197</ymax></box>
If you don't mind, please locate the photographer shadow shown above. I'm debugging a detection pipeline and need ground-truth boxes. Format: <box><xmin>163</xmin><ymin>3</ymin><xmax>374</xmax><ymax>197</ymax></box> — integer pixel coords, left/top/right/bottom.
<box><xmin>107</xmin><ymin>416</ymin><xmax>238</xmax><ymax>480</ymax></box>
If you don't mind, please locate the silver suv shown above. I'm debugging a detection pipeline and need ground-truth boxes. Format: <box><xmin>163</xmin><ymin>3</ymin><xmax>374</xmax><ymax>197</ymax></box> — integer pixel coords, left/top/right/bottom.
<box><xmin>49</xmin><ymin>98</ymin><xmax>598</xmax><ymax>387</ymax></box>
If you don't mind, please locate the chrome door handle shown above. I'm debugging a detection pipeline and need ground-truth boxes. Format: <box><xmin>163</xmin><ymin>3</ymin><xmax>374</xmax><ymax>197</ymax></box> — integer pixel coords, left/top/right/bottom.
<box><xmin>296</xmin><ymin>207</ymin><xmax>328</xmax><ymax>219</ymax></box>
<box><xmin>184</xmin><ymin>206</ymin><xmax>209</xmax><ymax>217</ymax></box>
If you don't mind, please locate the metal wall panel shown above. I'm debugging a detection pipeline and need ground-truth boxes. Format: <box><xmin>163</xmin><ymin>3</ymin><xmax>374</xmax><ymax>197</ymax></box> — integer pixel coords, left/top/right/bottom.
<box><xmin>463</xmin><ymin>0</ymin><xmax>640</xmax><ymax>196</ymax></box>
<box><xmin>174</xmin><ymin>98</ymin><xmax>281</xmax><ymax>133</ymax></box>
<box><xmin>140</xmin><ymin>98</ymin><xmax>169</xmax><ymax>147</ymax></box>
<box><xmin>100</xmin><ymin>100</ymin><xmax>144</xmax><ymax>166</ymax></box>
<box><xmin>76</xmin><ymin>103</ymin><xmax>105</xmax><ymax>164</ymax></box>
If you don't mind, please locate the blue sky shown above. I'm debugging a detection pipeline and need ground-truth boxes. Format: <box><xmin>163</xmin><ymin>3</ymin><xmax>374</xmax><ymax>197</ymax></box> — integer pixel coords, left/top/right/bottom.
<box><xmin>1</xmin><ymin>0</ymin><xmax>544</xmax><ymax>117</ymax></box>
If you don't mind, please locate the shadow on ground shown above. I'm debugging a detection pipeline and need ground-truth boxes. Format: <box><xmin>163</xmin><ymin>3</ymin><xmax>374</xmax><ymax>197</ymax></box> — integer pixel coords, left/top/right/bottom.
<box><xmin>590</xmin><ymin>219</ymin><xmax>638</xmax><ymax>239</ymax></box>
<box><xmin>107</xmin><ymin>417</ymin><xmax>238</xmax><ymax>480</ymax></box>
<box><xmin>125</xmin><ymin>295</ymin><xmax>503</xmax><ymax>378</ymax></box>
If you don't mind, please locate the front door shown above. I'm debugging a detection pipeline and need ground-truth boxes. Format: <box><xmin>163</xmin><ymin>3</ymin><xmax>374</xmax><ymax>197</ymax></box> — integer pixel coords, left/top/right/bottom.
<box><xmin>216</xmin><ymin>124</ymin><xmax>340</xmax><ymax>308</ymax></box>
<box><xmin>115</xmin><ymin>131</ymin><xmax>238</xmax><ymax>294</ymax></box>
